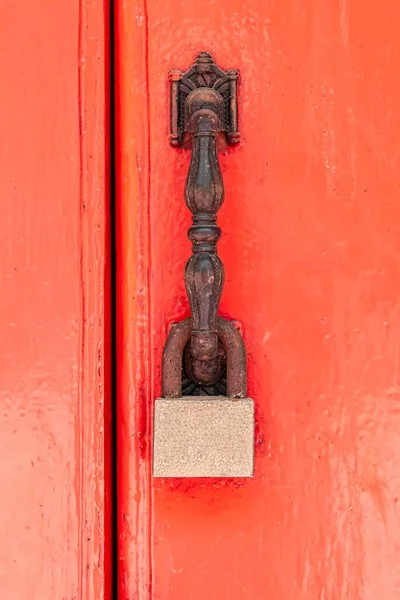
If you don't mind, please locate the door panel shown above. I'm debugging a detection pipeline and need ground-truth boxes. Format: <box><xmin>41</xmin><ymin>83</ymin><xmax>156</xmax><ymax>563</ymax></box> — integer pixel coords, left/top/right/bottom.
<box><xmin>116</xmin><ymin>1</ymin><xmax>400</xmax><ymax>598</ymax></box>
<box><xmin>0</xmin><ymin>2</ymin><xmax>111</xmax><ymax>598</ymax></box>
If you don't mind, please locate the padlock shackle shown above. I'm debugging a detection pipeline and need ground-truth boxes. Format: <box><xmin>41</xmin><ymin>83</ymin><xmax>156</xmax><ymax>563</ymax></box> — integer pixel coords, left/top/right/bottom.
<box><xmin>162</xmin><ymin>317</ymin><xmax>247</xmax><ymax>399</ymax></box>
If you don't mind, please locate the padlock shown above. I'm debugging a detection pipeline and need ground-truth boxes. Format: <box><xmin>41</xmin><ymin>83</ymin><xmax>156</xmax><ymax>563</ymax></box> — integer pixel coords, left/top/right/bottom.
<box><xmin>153</xmin><ymin>318</ymin><xmax>254</xmax><ymax>478</ymax></box>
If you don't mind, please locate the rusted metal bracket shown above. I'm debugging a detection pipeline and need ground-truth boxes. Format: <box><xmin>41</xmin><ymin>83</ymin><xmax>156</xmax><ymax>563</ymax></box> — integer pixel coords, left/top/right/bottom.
<box><xmin>162</xmin><ymin>318</ymin><xmax>247</xmax><ymax>399</ymax></box>
<box><xmin>169</xmin><ymin>51</ymin><xmax>239</xmax><ymax>148</ymax></box>
<box><xmin>167</xmin><ymin>52</ymin><xmax>242</xmax><ymax>390</ymax></box>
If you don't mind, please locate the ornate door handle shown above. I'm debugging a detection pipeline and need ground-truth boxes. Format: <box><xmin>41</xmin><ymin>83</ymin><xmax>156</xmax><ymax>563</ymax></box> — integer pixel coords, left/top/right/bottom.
<box><xmin>152</xmin><ymin>53</ymin><xmax>254</xmax><ymax>479</ymax></box>
<box><xmin>169</xmin><ymin>52</ymin><xmax>240</xmax><ymax>386</ymax></box>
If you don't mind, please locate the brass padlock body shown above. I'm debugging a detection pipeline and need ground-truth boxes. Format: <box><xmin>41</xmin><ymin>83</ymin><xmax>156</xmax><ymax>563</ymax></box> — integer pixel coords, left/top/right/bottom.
<box><xmin>153</xmin><ymin>397</ymin><xmax>254</xmax><ymax>478</ymax></box>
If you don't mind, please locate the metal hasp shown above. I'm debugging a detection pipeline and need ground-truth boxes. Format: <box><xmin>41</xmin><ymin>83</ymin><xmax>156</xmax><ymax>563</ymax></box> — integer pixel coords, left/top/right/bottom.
<box><xmin>153</xmin><ymin>52</ymin><xmax>254</xmax><ymax>478</ymax></box>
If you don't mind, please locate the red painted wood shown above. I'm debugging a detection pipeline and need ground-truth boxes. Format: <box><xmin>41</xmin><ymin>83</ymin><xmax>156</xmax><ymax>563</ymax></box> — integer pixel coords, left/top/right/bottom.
<box><xmin>0</xmin><ymin>2</ymin><xmax>111</xmax><ymax>598</ymax></box>
<box><xmin>116</xmin><ymin>0</ymin><xmax>400</xmax><ymax>598</ymax></box>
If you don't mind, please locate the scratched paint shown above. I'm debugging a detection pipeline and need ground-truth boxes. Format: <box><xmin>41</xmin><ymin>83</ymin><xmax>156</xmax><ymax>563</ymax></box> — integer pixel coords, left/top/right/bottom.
<box><xmin>116</xmin><ymin>0</ymin><xmax>400</xmax><ymax>598</ymax></box>
<box><xmin>0</xmin><ymin>1</ymin><xmax>111</xmax><ymax>599</ymax></box>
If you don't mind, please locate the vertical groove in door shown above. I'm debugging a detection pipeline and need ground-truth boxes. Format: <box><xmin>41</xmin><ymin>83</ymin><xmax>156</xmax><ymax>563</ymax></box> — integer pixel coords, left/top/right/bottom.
<box><xmin>110</xmin><ymin>1</ymin><xmax>118</xmax><ymax>598</ymax></box>
<box><xmin>114</xmin><ymin>0</ymin><xmax>153</xmax><ymax>598</ymax></box>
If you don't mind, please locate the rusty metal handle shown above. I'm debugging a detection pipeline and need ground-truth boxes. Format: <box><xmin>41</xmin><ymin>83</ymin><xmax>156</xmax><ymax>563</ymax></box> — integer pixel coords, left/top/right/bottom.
<box><xmin>169</xmin><ymin>52</ymin><xmax>240</xmax><ymax>386</ymax></box>
<box><xmin>153</xmin><ymin>54</ymin><xmax>253</xmax><ymax>480</ymax></box>
<box><xmin>185</xmin><ymin>93</ymin><xmax>224</xmax><ymax>364</ymax></box>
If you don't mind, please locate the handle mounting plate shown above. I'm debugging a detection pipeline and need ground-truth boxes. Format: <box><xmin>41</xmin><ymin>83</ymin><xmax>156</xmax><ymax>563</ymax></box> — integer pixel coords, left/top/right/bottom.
<box><xmin>169</xmin><ymin>52</ymin><xmax>240</xmax><ymax>147</ymax></box>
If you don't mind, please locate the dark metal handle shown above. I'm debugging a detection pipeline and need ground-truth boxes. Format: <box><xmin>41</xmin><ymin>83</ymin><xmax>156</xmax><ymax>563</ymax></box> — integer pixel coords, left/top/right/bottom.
<box><xmin>169</xmin><ymin>52</ymin><xmax>240</xmax><ymax>385</ymax></box>
<box><xmin>185</xmin><ymin>92</ymin><xmax>224</xmax><ymax>363</ymax></box>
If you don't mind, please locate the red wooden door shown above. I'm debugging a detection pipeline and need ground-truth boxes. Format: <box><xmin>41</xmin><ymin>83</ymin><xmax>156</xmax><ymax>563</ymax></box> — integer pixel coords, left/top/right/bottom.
<box><xmin>3</xmin><ymin>2</ymin><xmax>400</xmax><ymax>599</ymax></box>
<box><xmin>0</xmin><ymin>2</ymin><xmax>111</xmax><ymax>598</ymax></box>
<box><xmin>116</xmin><ymin>0</ymin><xmax>400</xmax><ymax>599</ymax></box>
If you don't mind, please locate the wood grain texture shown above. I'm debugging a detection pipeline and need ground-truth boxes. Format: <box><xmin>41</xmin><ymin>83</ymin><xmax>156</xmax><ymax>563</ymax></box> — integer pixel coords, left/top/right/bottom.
<box><xmin>116</xmin><ymin>0</ymin><xmax>400</xmax><ymax>598</ymax></box>
<box><xmin>0</xmin><ymin>1</ymin><xmax>111</xmax><ymax>598</ymax></box>
<box><xmin>114</xmin><ymin>0</ymin><xmax>153</xmax><ymax>598</ymax></box>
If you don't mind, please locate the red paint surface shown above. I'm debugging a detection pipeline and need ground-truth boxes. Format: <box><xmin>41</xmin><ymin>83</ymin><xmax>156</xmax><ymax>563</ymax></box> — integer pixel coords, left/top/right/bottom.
<box><xmin>0</xmin><ymin>2</ymin><xmax>111</xmax><ymax>598</ymax></box>
<box><xmin>116</xmin><ymin>0</ymin><xmax>400</xmax><ymax>598</ymax></box>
